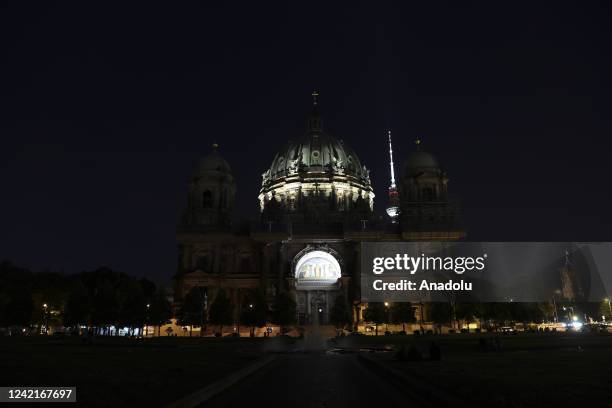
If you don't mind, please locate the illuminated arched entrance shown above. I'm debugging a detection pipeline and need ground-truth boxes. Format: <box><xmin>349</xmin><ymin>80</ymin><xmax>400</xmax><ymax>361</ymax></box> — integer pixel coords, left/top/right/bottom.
<box><xmin>293</xmin><ymin>248</ymin><xmax>342</xmax><ymax>325</ymax></box>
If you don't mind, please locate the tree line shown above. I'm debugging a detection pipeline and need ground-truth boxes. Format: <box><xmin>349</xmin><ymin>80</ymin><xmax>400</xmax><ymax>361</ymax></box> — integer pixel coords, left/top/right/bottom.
<box><xmin>0</xmin><ymin>260</ymin><xmax>354</xmax><ymax>337</ymax></box>
<box><xmin>3</xmin><ymin>260</ymin><xmax>609</xmax><ymax>337</ymax></box>
<box><xmin>178</xmin><ymin>286</ymin><xmax>360</xmax><ymax>336</ymax></box>
<box><xmin>0</xmin><ymin>261</ymin><xmax>172</xmax><ymax>335</ymax></box>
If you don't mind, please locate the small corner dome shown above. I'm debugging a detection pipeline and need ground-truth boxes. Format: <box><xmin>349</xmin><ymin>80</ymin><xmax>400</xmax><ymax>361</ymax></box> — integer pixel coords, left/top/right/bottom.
<box><xmin>195</xmin><ymin>144</ymin><xmax>232</xmax><ymax>174</ymax></box>
<box><xmin>402</xmin><ymin>151</ymin><xmax>440</xmax><ymax>175</ymax></box>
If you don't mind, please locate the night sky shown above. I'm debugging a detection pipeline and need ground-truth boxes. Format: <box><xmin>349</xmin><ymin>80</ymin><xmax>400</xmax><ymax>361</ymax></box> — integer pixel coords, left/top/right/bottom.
<box><xmin>2</xmin><ymin>2</ymin><xmax>611</xmax><ymax>285</ymax></box>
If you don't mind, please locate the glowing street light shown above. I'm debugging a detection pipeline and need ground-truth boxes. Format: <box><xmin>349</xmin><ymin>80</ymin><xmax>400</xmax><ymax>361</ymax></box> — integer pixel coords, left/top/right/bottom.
<box><xmin>384</xmin><ymin>302</ymin><xmax>390</xmax><ymax>332</ymax></box>
<box><xmin>42</xmin><ymin>303</ymin><xmax>48</xmax><ymax>335</ymax></box>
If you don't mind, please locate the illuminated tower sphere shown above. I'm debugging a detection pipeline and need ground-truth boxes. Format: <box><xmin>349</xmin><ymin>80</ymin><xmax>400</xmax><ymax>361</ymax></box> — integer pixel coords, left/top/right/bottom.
<box><xmin>182</xmin><ymin>143</ymin><xmax>236</xmax><ymax>228</ymax></box>
<box><xmin>385</xmin><ymin>130</ymin><xmax>400</xmax><ymax>223</ymax></box>
<box><xmin>259</xmin><ymin>92</ymin><xmax>374</xmax><ymax>223</ymax></box>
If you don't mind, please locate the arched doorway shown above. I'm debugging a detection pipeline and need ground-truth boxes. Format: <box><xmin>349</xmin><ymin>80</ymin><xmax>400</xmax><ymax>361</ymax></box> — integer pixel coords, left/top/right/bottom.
<box><xmin>293</xmin><ymin>248</ymin><xmax>342</xmax><ymax>324</ymax></box>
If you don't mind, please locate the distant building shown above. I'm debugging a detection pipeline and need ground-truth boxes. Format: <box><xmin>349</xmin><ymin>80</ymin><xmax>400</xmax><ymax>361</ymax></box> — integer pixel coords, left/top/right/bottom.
<box><xmin>173</xmin><ymin>93</ymin><xmax>464</xmax><ymax>330</ymax></box>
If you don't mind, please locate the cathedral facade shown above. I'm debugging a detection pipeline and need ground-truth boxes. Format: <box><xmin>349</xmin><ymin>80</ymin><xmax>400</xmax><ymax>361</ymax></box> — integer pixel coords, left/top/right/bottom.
<box><xmin>173</xmin><ymin>94</ymin><xmax>464</xmax><ymax>330</ymax></box>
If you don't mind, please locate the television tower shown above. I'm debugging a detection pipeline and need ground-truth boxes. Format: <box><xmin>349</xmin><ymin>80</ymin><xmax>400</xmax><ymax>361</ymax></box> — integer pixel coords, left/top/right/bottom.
<box><xmin>386</xmin><ymin>130</ymin><xmax>400</xmax><ymax>222</ymax></box>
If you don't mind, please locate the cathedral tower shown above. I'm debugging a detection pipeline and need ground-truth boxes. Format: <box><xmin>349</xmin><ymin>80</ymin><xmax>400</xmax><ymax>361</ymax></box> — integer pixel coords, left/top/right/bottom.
<box><xmin>182</xmin><ymin>143</ymin><xmax>236</xmax><ymax>228</ymax></box>
<box><xmin>398</xmin><ymin>139</ymin><xmax>461</xmax><ymax>238</ymax></box>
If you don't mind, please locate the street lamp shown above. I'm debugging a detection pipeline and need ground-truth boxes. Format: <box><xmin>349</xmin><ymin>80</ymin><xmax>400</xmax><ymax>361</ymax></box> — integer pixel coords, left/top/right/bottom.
<box><xmin>384</xmin><ymin>302</ymin><xmax>390</xmax><ymax>332</ymax></box>
<box><xmin>42</xmin><ymin>303</ymin><xmax>48</xmax><ymax>335</ymax></box>
<box><xmin>145</xmin><ymin>303</ymin><xmax>151</xmax><ymax>336</ymax></box>
<box><xmin>200</xmin><ymin>288</ymin><xmax>208</xmax><ymax>337</ymax></box>
<box><xmin>552</xmin><ymin>289</ymin><xmax>561</xmax><ymax>322</ymax></box>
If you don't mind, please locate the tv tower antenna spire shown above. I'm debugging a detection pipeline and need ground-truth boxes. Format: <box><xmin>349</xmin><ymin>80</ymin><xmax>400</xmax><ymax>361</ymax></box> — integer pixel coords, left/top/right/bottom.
<box><xmin>386</xmin><ymin>130</ymin><xmax>400</xmax><ymax>223</ymax></box>
<box><xmin>388</xmin><ymin>130</ymin><xmax>396</xmax><ymax>189</ymax></box>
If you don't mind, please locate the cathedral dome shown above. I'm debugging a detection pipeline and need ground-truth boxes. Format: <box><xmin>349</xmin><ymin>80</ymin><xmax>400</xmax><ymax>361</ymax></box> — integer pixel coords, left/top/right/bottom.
<box><xmin>258</xmin><ymin>93</ymin><xmax>374</xmax><ymax>221</ymax></box>
<box><xmin>196</xmin><ymin>144</ymin><xmax>232</xmax><ymax>174</ymax></box>
<box><xmin>266</xmin><ymin>132</ymin><xmax>369</xmax><ymax>181</ymax></box>
<box><xmin>402</xmin><ymin>148</ymin><xmax>440</xmax><ymax>177</ymax></box>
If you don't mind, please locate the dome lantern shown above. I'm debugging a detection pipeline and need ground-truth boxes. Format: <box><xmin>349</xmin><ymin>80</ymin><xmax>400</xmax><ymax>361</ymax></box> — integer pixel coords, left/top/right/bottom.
<box><xmin>307</xmin><ymin>90</ymin><xmax>322</xmax><ymax>133</ymax></box>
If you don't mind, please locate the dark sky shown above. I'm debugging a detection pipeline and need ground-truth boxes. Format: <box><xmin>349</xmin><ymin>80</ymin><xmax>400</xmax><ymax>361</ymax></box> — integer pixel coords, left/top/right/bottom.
<box><xmin>2</xmin><ymin>2</ymin><xmax>612</xmax><ymax>285</ymax></box>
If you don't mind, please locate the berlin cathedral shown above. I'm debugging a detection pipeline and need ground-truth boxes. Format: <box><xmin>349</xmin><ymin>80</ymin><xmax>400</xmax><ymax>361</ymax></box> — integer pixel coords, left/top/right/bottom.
<box><xmin>173</xmin><ymin>93</ymin><xmax>464</xmax><ymax>330</ymax></box>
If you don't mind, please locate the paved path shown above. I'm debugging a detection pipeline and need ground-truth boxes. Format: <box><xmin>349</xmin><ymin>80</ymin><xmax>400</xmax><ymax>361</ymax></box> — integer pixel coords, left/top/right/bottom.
<box><xmin>203</xmin><ymin>352</ymin><xmax>420</xmax><ymax>408</ymax></box>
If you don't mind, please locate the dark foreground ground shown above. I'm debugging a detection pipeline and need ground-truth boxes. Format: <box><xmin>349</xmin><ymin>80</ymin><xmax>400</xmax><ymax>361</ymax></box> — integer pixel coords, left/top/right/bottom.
<box><xmin>338</xmin><ymin>332</ymin><xmax>612</xmax><ymax>408</ymax></box>
<box><xmin>205</xmin><ymin>352</ymin><xmax>417</xmax><ymax>408</ymax></box>
<box><xmin>0</xmin><ymin>336</ymin><xmax>265</xmax><ymax>406</ymax></box>
<box><xmin>1</xmin><ymin>332</ymin><xmax>611</xmax><ymax>407</ymax></box>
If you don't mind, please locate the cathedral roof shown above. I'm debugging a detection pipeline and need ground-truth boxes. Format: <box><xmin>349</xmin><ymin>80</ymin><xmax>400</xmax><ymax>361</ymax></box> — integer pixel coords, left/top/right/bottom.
<box><xmin>196</xmin><ymin>144</ymin><xmax>232</xmax><ymax>174</ymax></box>
<box><xmin>404</xmin><ymin>151</ymin><xmax>439</xmax><ymax>169</ymax></box>
<box><xmin>402</xmin><ymin>141</ymin><xmax>441</xmax><ymax>177</ymax></box>
<box><xmin>265</xmin><ymin>131</ymin><xmax>369</xmax><ymax>182</ymax></box>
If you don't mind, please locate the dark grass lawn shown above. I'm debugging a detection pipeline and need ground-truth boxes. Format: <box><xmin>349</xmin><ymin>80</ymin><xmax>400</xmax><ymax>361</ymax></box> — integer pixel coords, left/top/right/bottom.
<box><xmin>352</xmin><ymin>333</ymin><xmax>612</xmax><ymax>408</ymax></box>
<box><xmin>0</xmin><ymin>336</ymin><xmax>274</xmax><ymax>407</ymax></box>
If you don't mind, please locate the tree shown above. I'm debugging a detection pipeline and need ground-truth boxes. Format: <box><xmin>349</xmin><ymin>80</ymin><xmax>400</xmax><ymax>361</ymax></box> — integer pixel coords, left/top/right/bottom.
<box><xmin>178</xmin><ymin>287</ymin><xmax>205</xmax><ymax>337</ymax></box>
<box><xmin>63</xmin><ymin>281</ymin><xmax>90</xmax><ymax>330</ymax></box>
<box><xmin>513</xmin><ymin>303</ymin><xmax>544</xmax><ymax>328</ymax></box>
<box><xmin>117</xmin><ymin>279</ymin><xmax>146</xmax><ymax>336</ymax></box>
<box><xmin>429</xmin><ymin>302</ymin><xmax>451</xmax><ymax>334</ymax></box>
<box><xmin>390</xmin><ymin>302</ymin><xmax>415</xmax><ymax>332</ymax></box>
<box><xmin>478</xmin><ymin>302</ymin><xmax>511</xmax><ymax>329</ymax></box>
<box><xmin>209</xmin><ymin>289</ymin><xmax>233</xmax><ymax>336</ymax></box>
<box><xmin>597</xmin><ymin>300</ymin><xmax>612</xmax><ymax>321</ymax></box>
<box><xmin>271</xmin><ymin>291</ymin><xmax>296</xmax><ymax>334</ymax></box>
<box><xmin>91</xmin><ymin>280</ymin><xmax>118</xmax><ymax>335</ymax></box>
<box><xmin>240</xmin><ymin>288</ymin><xmax>268</xmax><ymax>337</ymax></box>
<box><xmin>139</xmin><ymin>278</ymin><xmax>156</xmax><ymax>304</ymax></box>
<box><xmin>363</xmin><ymin>302</ymin><xmax>386</xmax><ymax>335</ymax></box>
<box><xmin>4</xmin><ymin>291</ymin><xmax>33</xmax><ymax>330</ymax></box>
<box><xmin>538</xmin><ymin>302</ymin><xmax>556</xmax><ymax>323</ymax></box>
<box><xmin>329</xmin><ymin>295</ymin><xmax>351</xmax><ymax>330</ymax></box>
<box><xmin>149</xmin><ymin>288</ymin><xmax>172</xmax><ymax>336</ymax></box>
